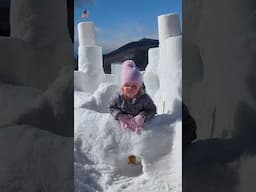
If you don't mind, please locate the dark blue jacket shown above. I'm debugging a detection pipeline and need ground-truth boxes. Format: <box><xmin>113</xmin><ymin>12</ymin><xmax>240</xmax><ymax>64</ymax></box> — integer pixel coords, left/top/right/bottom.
<box><xmin>109</xmin><ymin>90</ymin><xmax>156</xmax><ymax>122</ymax></box>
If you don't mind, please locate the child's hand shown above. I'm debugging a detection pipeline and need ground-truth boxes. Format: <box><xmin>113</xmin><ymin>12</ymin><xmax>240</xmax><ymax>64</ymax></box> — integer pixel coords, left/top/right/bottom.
<box><xmin>127</xmin><ymin>116</ymin><xmax>144</xmax><ymax>132</ymax></box>
<box><xmin>127</xmin><ymin>118</ymin><xmax>137</xmax><ymax>131</ymax></box>
<box><xmin>120</xmin><ymin>117</ymin><xmax>137</xmax><ymax>131</ymax></box>
<box><xmin>134</xmin><ymin>114</ymin><xmax>145</xmax><ymax>128</ymax></box>
<box><xmin>117</xmin><ymin>114</ymin><xmax>132</xmax><ymax>129</ymax></box>
<box><xmin>117</xmin><ymin>114</ymin><xmax>144</xmax><ymax>132</ymax></box>
<box><xmin>117</xmin><ymin>114</ymin><xmax>132</xmax><ymax>123</ymax></box>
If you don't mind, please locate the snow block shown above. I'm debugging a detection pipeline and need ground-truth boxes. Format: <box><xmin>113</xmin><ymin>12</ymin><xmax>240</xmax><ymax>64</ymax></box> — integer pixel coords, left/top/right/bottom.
<box><xmin>78</xmin><ymin>22</ymin><xmax>96</xmax><ymax>46</ymax></box>
<box><xmin>157</xmin><ymin>13</ymin><xmax>181</xmax><ymax>44</ymax></box>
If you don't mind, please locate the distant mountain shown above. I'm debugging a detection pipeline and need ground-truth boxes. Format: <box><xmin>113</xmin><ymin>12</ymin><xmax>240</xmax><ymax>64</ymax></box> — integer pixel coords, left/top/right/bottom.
<box><xmin>103</xmin><ymin>38</ymin><xmax>159</xmax><ymax>74</ymax></box>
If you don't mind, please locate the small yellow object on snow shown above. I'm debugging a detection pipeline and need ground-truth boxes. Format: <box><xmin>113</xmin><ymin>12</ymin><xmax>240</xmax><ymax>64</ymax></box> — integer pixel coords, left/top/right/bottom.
<box><xmin>128</xmin><ymin>155</ymin><xmax>137</xmax><ymax>165</ymax></box>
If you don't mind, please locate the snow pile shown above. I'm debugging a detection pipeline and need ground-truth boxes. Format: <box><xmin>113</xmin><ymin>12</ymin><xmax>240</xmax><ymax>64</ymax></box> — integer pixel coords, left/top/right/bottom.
<box><xmin>75</xmin><ymin>89</ymin><xmax>181</xmax><ymax>192</ymax></box>
<box><xmin>75</xmin><ymin>83</ymin><xmax>119</xmax><ymax>112</ymax></box>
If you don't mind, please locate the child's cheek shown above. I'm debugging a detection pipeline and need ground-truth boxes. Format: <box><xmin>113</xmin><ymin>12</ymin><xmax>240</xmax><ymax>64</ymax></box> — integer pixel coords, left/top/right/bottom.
<box><xmin>122</xmin><ymin>87</ymin><xmax>127</xmax><ymax>94</ymax></box>
<box><xmin>130</xmin><ymin>89</ymin><xmax>138</xmax><ymax>97</ymax></box>
<box><xmin>123</xmin><ymin>87</ymin><xmax>128</xmax><ymax>94</ymax></box>
<box><xmin>122</xmin><ymin>88</ymin><xmax>130</xmax><ymax>97</ymax></box>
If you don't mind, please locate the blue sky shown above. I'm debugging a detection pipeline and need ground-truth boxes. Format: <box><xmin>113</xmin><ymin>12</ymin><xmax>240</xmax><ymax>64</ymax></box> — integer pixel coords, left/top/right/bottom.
<box><xmin>74</xmin><ymin>0</ymin><xmax>181</xmax><ymax>54</ymax></box>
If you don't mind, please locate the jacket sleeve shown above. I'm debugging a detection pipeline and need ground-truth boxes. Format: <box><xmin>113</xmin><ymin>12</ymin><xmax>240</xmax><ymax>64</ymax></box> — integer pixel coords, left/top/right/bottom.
<box><xmin>108</xmin><ymin>94</ymin><xmax>122</xmax><ymax>120</ymax></box>
<box><xmin>140</xmin><ymin>95</ymin><xmax>157</xmax><ymax>122</ymax></box>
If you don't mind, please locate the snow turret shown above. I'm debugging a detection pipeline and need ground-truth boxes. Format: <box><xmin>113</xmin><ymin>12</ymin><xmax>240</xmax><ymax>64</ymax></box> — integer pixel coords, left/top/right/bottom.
<box><xmin>75</xmin><ymin>22</ymin><xmax>105</xmax><ymax>92</ymax></box>
<box><xmin>144</xmin><ymin>13</ymin><xmax>181</xmax><ymax>114</ymax></box>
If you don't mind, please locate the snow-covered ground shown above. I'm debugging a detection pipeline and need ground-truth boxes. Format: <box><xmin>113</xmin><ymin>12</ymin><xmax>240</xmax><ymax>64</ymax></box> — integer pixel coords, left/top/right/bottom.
<box><xmin>74</xmin><ymin>83</ymin><xmax>182</xmax><ymax>192</ymax></box>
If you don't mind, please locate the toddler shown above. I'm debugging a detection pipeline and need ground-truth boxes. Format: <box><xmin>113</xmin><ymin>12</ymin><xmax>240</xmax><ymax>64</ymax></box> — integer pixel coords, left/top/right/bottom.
<box><xmin>109</xmin><ymin>60</ymin><xmax>156</xmax><ymax>131</ymax></box>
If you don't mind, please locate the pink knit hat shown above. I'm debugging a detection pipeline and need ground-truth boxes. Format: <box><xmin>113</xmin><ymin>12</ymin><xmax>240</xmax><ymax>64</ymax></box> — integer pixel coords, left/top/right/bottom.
<box><xmin>121</xmin><ymin>60</ymin><xmax>142</xmax><ymax>86</ymax></box>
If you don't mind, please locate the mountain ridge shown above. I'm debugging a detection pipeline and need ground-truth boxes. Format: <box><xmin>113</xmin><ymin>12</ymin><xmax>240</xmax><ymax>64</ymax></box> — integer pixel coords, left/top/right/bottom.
<box><xmin>103</xmin><ymin>38</ymin><xmax>159</xmax><ymax>73</ymax></box>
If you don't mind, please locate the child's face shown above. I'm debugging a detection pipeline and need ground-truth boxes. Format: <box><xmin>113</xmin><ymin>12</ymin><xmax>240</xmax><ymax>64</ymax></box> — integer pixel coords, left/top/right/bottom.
<box><xmin>122</xmin><ymin>82</ymin><xmax>140</xmax><ymax>99</ymax></box>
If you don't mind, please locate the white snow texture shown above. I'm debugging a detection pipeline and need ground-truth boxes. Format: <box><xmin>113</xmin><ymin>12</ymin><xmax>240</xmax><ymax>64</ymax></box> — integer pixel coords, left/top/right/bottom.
<box><xmin>75</xmin><ymin>87</ymin><xmax>181</xmax><ymax>192</ymax></box>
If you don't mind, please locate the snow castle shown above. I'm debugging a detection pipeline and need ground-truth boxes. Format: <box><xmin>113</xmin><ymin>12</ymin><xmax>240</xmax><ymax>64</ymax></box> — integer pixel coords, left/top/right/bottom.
<box><xmin>75</xmin><ymin>13</ymin><xmax>182</xmax><ymax>115</ymax></box>
<box><xmin>74</xmin><ymin>13</ymin><xmax>182</xmax><ymax>192</ymax></box>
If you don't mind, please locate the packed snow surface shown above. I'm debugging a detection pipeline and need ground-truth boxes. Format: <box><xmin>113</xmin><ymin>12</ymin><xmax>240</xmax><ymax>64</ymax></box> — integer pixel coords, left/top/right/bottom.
<box><xmin>74</xmin><ymin>83</ymin><xmax>181</xmax><ymax>192</ymax></box>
